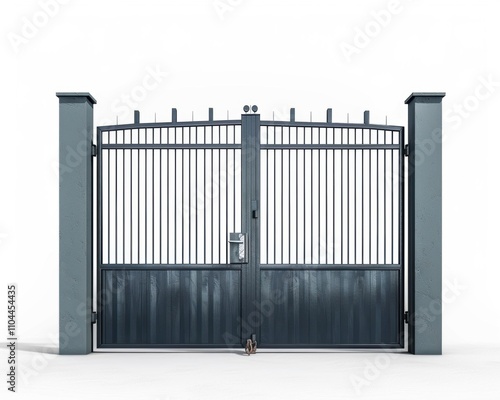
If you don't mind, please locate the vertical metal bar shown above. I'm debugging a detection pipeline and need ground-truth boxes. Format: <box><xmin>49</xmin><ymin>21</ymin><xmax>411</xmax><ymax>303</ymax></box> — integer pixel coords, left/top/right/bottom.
<box><xmin>354</xmin><ymin>129</ymin><xmax>357</xmax><ymax>264</ymax></box>
<box><xmin>219</xmin><ymin>127</ymin><xmax>221</xmax><ymax>264</ymax></box>
<box><xmin>241</xmin><ymin>113</ymin><xmax>260</xmax><ymax>343</ymax></box>
<box><xmin>204</xmin><ymin>126</ymin><xmax>207</xmax><ymax>264</ymax></box>
<box><xmin>174</xmin><ymin>139</ymin><xmax>177</xmax><ymax>263</ymax></box>
<box><xmin>384</xmin><ymin>130</ymin><xmax>387</xmax><ymax>264</ymax></box>
<box><xmin>266</xmin><ymin>126</ymin><xmax>269</xmax><ymax>264</ymax></box>
<box><xmin>130</xmin><ymin>130</ymin><xmax>132</xmax><ymax>263</ymax></box>
<box><xmin>181</xmin><ymin>127</ymin><xmax>184</xmax><ymax>264</ymax></box>
<box><xmin>377</xmin><ymin>132</ymin><xmax>379</xmax><ymax>264</ymax></box>
<box><xmin>123</xmin><ymin>137</ymin><xmax>125</xmax><ymax>263</ymax></box>
<box><xmin>318</xmin><ymin>129</ymin><xmax>321</xmax><ymax>264</ymax></box>
<box><xmin>138</xmin><ymin>131</ymin><xmax>140</xmax><ymax>263</ymax></box>
<box><xmin>188</xmin><ymin>126</ymin><xmax>191</xmax><ymax>264</ymax></box>
<box><xmin>391</xmin><ymin>130</ymin><xmax>394</xmax><ymax>264</ymax></box>
<box><xmin>160</xmin><ymin>129</ymin><xmax>162</xmax><ymax>264</ymax></box>
<box><xmin>347</xmin><ymin>130</ymin><xmax>350</xmax><ymax>264</ymax></box>
<box><xmin>303</xmin><ymin>143</ymin><xmax>306</xmax><ymax>264</ymax></box>
<box><xmin>195</xmin><ymin>133</ymin><xmax>198</xmax><ymax>264</ymax></box>
<box><xmin>296</xmin><ymin>127</ymin><xmax>299</xmax><ymax>264</ymax></box>
<box><xmin>333</xmin><ymin>143</ymin><xmax>335</xmax><ymax>264</ymax></box>
<box><xmin>225</xmin><ymin>127</ymin><xmax>228</xmax><ymax>264</ymax></box>
<box><xmin>288</xmin><ymin>127</ymin><xmax>291</xmax><ymax>264</ymax></box>
<box><xmin>211</xmin><ymin>125</ymin><xmax>214</xmax><ymax>264</ymax></box>
<box><xmin>274</xmin><ymin>127</ymin><xmax>277</xmax><ymax>264</ymax></box>
<box><xmin>281</xmin><ymin>126</ymin><xmax>284</xmax><ymax>264</ymax></box>
<box><xmin>97</xmin><ymin>128</ymin><xmax>102</xmax><ymax>346</ymax></box>
<box><xmin>166</xmin><ymin>128</ymin><xmax>169</xmax><ymax>263</ymax></box>
<box><xmin>233</xmin><ymin>126</ymin><xmax>236</xmax><ymax>233</ymax></box>
<box><xmin>107</xmin><ymin>133</ymin><xmax>110</xmax><ymax>264</ymax></box>
<box><xmin>115</xmin><ymin>136</ymin><xmax>117</xmax><ymax>264</ymax></box>
<box><xmin>362</xmin><ymin>127</ymin><xmax>364</xmax><ymax>264</ymax></box>
<box><xmin>399</xmin><ymin>126</ymin><xmax>405</xmax><ymax>347</ymax></box>
<box><xmin>369</xmin><ymin>129</ymin><xmax>372</xmax><ymax>264</ymax></box>
<box><xmin>341</xmin><ymin>128</ymin><xmax>343</xmax><ymax>264</ymax></box>
<box><xmin>310</xmin><ymin>126</ymin><xmax>314</xmax><ymax>264</ymax></box>
<box><xmin>145</xmin><ymin>130</ymin><xmax>147</xmax><ymax>264</ymax></box>
<box><xmin>152</xmin><ymin>129</ymin><xmax>155</xmax><ymax>264</ymax></box>
<box><xmin>326</xmin><ymin>131</ymin><xmax>328</xmax><ymax>264</ymax></box>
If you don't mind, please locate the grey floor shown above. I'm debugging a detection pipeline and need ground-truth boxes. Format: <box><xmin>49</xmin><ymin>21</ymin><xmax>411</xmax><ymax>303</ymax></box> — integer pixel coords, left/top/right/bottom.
<box><xmin>2</xmin><ymin>343</ymin><xmax>499</xmax><ymax>399</ymax></box>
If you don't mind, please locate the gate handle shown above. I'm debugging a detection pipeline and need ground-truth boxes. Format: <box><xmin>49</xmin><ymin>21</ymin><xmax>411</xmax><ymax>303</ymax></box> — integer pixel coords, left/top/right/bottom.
<box><xmin>228</xmin><ymin>233</ymin><xmax>247</xmax><ymax>263</ymax></box>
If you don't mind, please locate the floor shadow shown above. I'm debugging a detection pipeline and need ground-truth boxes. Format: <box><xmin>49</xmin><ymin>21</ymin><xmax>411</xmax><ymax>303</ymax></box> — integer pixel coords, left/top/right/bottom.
<box><xmin>1</xmin><ymin>342</ymin><xmax>58</xmax><ymax>354</ymax></box>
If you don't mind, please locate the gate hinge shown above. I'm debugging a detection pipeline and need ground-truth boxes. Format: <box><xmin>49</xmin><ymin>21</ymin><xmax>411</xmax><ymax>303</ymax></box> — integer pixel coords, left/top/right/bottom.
<box><xmin>91</xmin><ymin>311</ymin><xmax>97</xmax><ymax>324</ymax></box>
<box><xmin>404</xmin><ymin>311</ymin><xmax>409</xmax><ymax>324</ymax></box>
<box><xmin>404</xmin><ymin>144</ymin><xmax>409</xmax><ymax>157</ymax></box>
<box><xmin>91</xmin><ymin>144</ymin><xmax>97</xmax><ymax>157</ymax></box>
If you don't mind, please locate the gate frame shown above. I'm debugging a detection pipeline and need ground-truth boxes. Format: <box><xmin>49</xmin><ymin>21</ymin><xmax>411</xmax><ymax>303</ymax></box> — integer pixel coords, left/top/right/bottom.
<box><xmin>57</xmin><ymin>92</ymin><xmax>444</xmax><ymax>355</ymax></box>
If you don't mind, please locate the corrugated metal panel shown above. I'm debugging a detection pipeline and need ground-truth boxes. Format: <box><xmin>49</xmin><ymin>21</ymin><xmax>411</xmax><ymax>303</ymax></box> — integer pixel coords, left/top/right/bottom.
<box><xmin>100</xmin><ymin>269</ymin><xmax>241</xmax><ymax>346</ymax></box>
<box><xmin>259</xmin><ymin>270</ymin><xmax>400</xmax><ymax>346</ymax></box>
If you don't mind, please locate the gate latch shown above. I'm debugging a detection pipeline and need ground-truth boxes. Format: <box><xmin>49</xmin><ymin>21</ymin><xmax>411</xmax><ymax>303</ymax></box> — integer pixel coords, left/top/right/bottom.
<box><xmin>404</xmin><ymin>144</ymin><xmax>410</xmax><ymax>157</ymax></box>
<box><xmin>91</xmin><ymin>312</ymin><xmax>97</xmax><ymax>324</ymax></box>
<box><xmin>228</xmin><ymin>233</ymin><xmax>247</xmax><ymax>263</ymax></box>
<box><xmin>251</xmin><ymin>200</ymin><xmax>258</xmax><ymax>219</ymax></box>
<box><xmin>245</xmin><ymin>334</ymin><xmax>257</xmax><ymax>355</ymax></box>
<box><xmin>404</xmin><ymin>311</ymin><xmax>409</xmax><ymax>324</ymax></box>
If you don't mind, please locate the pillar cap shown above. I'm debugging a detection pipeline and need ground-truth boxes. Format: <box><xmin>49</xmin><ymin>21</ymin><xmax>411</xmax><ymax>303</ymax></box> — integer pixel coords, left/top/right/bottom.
<box><xmin>56</xmin><ymin>92</ymin><xmax>97</xmax><ymax>105</ymax></box>
<box><xmin>405</xmin><ymin>92</ymin><xmax>445</xmax><ymax>104</ymax></box>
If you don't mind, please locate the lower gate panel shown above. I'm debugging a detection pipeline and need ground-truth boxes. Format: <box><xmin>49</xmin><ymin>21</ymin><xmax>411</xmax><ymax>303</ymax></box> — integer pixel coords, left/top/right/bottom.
<box><xmin>259</xmin><ymin>270</ymin><xmax>401</xmax><ymax>347</ymax></box>
<box><xmin>99</xmin><ymin>269</ymin><xmax>241</xmax><ymax>347</ymax></box>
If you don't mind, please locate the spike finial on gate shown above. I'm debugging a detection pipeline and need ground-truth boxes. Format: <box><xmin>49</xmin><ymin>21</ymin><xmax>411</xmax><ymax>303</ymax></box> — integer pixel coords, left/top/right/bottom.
<box><xmin>243</xmin><ymin>105</ymin><xmax>250</xmax><ymax>113</ymax></box>
<box><xmin>290</xmin><ymin>108</ymin><xmax>295</xmax><ymax>122</ymax></box>
<box><xmin>326</xmin><ymin>108</ymin><xmax>332</xmax><ymax>123</ymax></box>
<box><xmin>172</xmin><ymin>108</ymin><xmax>177</xmax><ymax>122</ymax></box>
<box><xmin>364</xmin><ymin>110</ymin><xmax>370</xmax><ymax>125</ymax></box>
<box><xmin>251</xmin><ymin>105</ymin><xmax>258</xmax><ymax>113</ymax></box>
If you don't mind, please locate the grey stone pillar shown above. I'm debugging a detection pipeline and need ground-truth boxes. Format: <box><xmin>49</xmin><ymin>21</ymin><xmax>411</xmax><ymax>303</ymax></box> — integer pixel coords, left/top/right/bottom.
<box><xmin>405</xmin><ymin>92</ymin><xmax>445</xmax><ymax>355</ymax></box>
<box><xmin>57</xmin><ymin>92</ymin><xmax>96</xmax><ymax>355</ymax></box>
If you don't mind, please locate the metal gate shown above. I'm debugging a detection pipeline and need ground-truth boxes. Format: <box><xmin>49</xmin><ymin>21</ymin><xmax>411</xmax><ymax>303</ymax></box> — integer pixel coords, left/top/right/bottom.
<box><xmin>96</xmin><ymin>107</ymin><xmax>404</xmax><ymax>349</ymax></box>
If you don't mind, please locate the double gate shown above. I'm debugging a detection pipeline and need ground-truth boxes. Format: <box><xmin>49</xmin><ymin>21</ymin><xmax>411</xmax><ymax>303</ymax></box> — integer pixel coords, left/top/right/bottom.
<box><xmin>96</xmin><ymin>107</ymin><xmax>405</xmax><ymax>349</ymax></box>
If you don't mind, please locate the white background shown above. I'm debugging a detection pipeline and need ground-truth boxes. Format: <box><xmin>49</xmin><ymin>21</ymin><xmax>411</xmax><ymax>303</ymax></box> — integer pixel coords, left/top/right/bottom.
<box><xmin>1</xmin><ymin>0</ymin><xmax>500</xmax><ymax>399</ymax></box>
